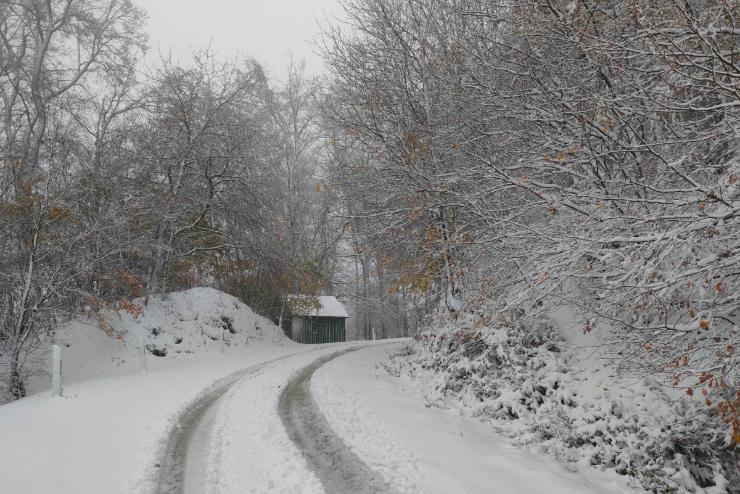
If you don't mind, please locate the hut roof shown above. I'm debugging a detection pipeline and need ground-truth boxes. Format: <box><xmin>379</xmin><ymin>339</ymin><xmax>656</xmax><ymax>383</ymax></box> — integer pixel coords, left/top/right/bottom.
<box><xmin>289</xmin><ymin>295</ymin><xmax>349</xmax><ymax>318</ymax></box>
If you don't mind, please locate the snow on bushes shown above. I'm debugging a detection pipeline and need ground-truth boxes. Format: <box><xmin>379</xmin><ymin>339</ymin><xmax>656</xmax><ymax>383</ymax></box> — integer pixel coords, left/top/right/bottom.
<box><xmin>386</xmin><ymin>315</ymin><xmax>737</xmax><ymax>493</ymax></box>
<box><xmin>1</xmin><ymin>288</ymin><xmax>284</xmax><ymax>402</ymax></box>
<box><xmin>70</xmin><ymin>287</ymin><xmax>276</xmax><ymax>357</ymax></box>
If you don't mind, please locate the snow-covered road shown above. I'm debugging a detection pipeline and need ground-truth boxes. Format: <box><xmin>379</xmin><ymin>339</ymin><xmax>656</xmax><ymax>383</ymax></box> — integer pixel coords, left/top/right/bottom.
<box><xmin>161</xmin><ymin>341</ymin><xmax>638</xmax><ymax>494</ymax></box>
<box><xmin>278</xmin><ymin>347</ymin><xmax>396</xmax><ymax>494</ymax></box>
<box><xmin>155</xmin><ymin>352</ymin><xmax>305</xmax><ymax>494</ymax></box>
<box><xmin>312</xmin><ymin>344</ymin><xmax>644</xmax><ymax>494</ymax></box>
<box><xmin>167</xmin><ymin>342</ymin><xmax>399</xmax><ymax>494</ymax></box>
<box><xmin>2</xmin><ymin>337</ymin><xmax>642</xmax><ymax>494</ymax></box>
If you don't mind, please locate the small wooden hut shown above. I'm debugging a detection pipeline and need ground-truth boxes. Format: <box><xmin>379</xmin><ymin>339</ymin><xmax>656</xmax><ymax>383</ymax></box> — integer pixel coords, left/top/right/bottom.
<box><xmin>283</xmin><ymin>295</ymin><xmax>349</xmax><ymax>344</ymax></box>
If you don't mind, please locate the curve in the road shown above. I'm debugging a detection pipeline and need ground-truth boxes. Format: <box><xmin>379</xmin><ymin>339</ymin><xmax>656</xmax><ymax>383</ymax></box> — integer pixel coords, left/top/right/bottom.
<box><xmin>279</xmin><ymin>348</ymin><xmax>398</xmax><ymax>494</ymax></box>
<box><xmin>155</xmin><ymin>353</ymin><xmax>297</xmax><ymax>494</ymax></box>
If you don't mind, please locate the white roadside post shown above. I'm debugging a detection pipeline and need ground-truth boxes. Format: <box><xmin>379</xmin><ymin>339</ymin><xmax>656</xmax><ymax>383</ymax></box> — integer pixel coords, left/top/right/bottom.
<box><xmin>372</xmin><ymin>328</ymin><xmax>376</xmax><ymax>341</ymax></box>
<box><xmin>139</xmin><ymin>335</ymin><xmax>147</xmax><ymax>372</ymax></box>
<box><xmin>51</xmin><ymin>344</ymin><xmax>62</xmax><ymax>397</ymax></box>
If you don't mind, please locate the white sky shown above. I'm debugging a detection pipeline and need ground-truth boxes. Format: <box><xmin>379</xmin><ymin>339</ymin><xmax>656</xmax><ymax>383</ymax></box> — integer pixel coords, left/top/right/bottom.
<box><xmin>133</xmin><ymin>0</ymin><xmax>345</xmax><ymax>80</ymax></box>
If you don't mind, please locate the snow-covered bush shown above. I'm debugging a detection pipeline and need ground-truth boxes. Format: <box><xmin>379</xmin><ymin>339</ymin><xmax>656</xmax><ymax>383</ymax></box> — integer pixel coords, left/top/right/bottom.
<box><xmin>388</xmin><ymin>315</ymin><xmax>737</xmax><ymax>493</ymax></box>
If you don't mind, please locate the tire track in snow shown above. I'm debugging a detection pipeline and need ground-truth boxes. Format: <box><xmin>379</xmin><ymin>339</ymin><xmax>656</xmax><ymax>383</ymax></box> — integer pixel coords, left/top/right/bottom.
<box><xmin>279</xmin><ymin>348</ymin><xmax>399</xmax><ymax>494</ymax></box>
<box><xmin>154</xmin><ymin>351</ymin><xmax>307</xmax><ymax>494</ymax></box>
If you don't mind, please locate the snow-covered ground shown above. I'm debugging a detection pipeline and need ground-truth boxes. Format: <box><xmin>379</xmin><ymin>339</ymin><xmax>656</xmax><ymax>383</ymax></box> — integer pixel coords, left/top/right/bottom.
<box><xmin>0</xmin><ymin>288</ymin><xmax>304</xmax><ymax>494</ymax></box>
<box><xmin>0</xmin><ymin>288</ymin><xmax>399</xmax><ymax>494</ymax></box>
<box><xmin>210</xmin><ymin>345</ymin><xmax>349</xmax><ymax>494</ymax></box>
<box><xmin>371</xmin><ymin>308</ymin><xmax>736</xmax><ymax>493</ymax></box>
<box><xmin>3</xmin><ymin>288</ymin><xmax>729</xmax><ymax>494</ymax></box>
<box><xmin>47</xmin><ymin>287</ymin><xmax>285</xmax><ymax>384</ymax></box>
<box><xmin>312</xmin><ymin>344</ymin><xmax>645</xmax><ymax>494</ymax></box>
<box><xmin>0</xmin><ymin>347</ymin><xmax>308</xmax><ymax>494</ymax></box>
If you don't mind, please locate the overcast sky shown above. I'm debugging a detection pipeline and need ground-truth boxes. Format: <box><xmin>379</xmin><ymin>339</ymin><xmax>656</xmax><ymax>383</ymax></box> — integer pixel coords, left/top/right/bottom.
<box><xmin>133</xmin><ymin>0</ymin><xmax>344</xmax><ymax>80</ymax></box>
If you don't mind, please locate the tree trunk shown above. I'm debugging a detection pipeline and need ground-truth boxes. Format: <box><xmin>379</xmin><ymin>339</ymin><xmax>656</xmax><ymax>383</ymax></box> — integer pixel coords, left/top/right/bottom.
<box><xmin>7</xmin><ymin>348</ymin><xmax>26</xmax><ymax>399</ymax></box>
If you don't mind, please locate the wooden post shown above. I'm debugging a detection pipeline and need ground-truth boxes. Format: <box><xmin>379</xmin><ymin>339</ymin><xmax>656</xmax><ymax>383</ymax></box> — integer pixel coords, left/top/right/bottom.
<box><xmin>52</xmin><ymin>344</ymin><xmax>62</xmax><ymax>397</ymax></box>
<box><xmin>221</xmin><ymin>328</ymin><xmax>225</xmax><ymax>353</ymax></box>
<box><xmin>139</xmin><ymin>335</ymin><xmax>147</xmax><ymax>371</ymax></box>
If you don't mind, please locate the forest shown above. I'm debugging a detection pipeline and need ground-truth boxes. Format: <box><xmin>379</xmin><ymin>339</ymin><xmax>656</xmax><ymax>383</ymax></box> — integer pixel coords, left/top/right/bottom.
<box><xmin>0</xmin><ymin>0</ymin><xmax>737</xmax><ymax>488</ymax></box>
<box><xmin>0</xmin><ymin>0</ymin><xmax>348</xmax><ymax>399</ymax></box>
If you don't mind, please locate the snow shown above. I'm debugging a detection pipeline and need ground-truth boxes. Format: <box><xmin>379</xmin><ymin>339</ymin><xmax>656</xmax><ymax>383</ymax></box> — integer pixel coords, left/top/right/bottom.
<box><xmin>48</xmin><ymin>287</ymin><xmax>282</xmax><ymax>385</ymax></box>
<box><xmin>0</xmin><ymin>287</ymin><xmax>392</xmax><ymax>494</ymax></box>
<box><xmin>312</xmin><ymin>344</ymin><xmax>644</xmax><ymax>494</ymax></box>
<box><xmin>0</xmin><ymin>347</ymin><xmax>315</xmax><ymax>494</ymax></box>
<box><xmin>0</xmin><ymin>288</ymin><xmax>303</xmax><ymax>494</ymax></box>
<box><xmin>208</xmin><ymin>340</ymin><xmax>405</xmax><ymax>493</ymax></box>
<box><xmin>212</xmin><ymin>347</ymin><xmax>331</xmax><ymax>494</ymax></box>
<box><xmin>161</xmin><ymin>342</ymin><xmax>401</xmax><ymax>494</ymax></box>
<box><xmin>377</xmin><ymin>307</ymin><xmax>735</xmax><ymax>493</ymax></box>
<box><xmin>288</xmin><ymin>295</ymin><xmax>350</xmax><ymax>318</ymax></box>
<box><xmin>3</xmin><ymin>287</ymin><xmax>725</xmax><ymax>494</ymax></box>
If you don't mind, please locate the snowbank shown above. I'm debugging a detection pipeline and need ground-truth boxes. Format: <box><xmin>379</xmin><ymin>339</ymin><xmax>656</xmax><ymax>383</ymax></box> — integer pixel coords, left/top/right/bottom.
<box><xmin>313</xmin><ymin>344</ymin><xmax>644</xmax><ymax>494</ymax></box>
<box><xmin>46</xmin><ymin>287</ymin><xmax>285</xmax><ymax>387</ymax></box>
<box><xmin>384</xmin><ymin>311</ymin><xmax>736</xmax><ymax>493</ymax></box>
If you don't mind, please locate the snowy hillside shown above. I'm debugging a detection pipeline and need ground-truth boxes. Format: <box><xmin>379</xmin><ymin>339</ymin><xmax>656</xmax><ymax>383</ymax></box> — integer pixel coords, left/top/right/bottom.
<box><xmin>12</xmin><ymin>287</ymin><xmax>287</xmax><ymax>400</ymax></box>
<box><xmin>384</xmin><ymin>309</ymin><xmax>737</xmax><ymax>494</ymax></box>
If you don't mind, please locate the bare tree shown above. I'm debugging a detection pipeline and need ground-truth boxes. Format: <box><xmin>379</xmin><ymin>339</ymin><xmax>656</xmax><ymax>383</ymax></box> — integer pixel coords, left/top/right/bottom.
<box><xmin>0</xmin><ymin>0</ymin><xmax>146</xmax><ymax>398</ymax></box>
<box><xmin>321</xmin><ymin>0</ymin><xmax>739</xmax><ymax>452</ymax></box>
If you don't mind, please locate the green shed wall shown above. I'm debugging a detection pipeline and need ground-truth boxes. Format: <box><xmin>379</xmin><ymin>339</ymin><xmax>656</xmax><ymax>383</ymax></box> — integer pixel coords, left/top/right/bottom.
<box><xmin>290</xmin><ymin>316</ymin><xmax>346</xmax><ymax>344</ymax></box>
